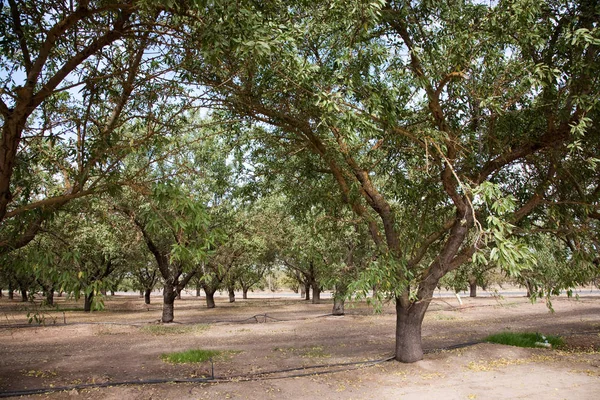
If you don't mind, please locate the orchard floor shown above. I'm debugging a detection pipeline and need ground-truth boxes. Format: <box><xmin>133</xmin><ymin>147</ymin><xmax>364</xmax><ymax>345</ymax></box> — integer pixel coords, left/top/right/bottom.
<box><xmin>0</xmin><ymin>291</ymin><xmax>599</xmax><ymax>399</ymax></box>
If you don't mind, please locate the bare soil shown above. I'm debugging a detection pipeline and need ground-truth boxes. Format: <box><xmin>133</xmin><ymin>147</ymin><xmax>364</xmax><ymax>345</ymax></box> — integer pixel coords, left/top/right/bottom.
<box><xmin>0</xmin><ymin>291</ymin><xmax>599</xmax><ymax>399</ymax></box>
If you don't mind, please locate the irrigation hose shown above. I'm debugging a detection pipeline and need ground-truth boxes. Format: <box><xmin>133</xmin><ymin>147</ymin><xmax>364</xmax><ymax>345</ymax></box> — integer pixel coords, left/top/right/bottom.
<box><xmin>0</xmin><ymin>355</ymin><xmax>395</xmax><ymax>398</ymax></box>
<box><xmin>1</xmin><ymin>332</ymin><xmax>598</xmax><ymax>398</ymax></box>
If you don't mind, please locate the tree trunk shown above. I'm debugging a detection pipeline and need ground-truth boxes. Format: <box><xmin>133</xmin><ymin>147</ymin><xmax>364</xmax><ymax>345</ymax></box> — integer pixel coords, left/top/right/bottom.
<box><xmin>228</xmin><ymin>287</ymin><xmax>235</xmax><ymax>303</ymax></box>
<box><xmin>332</xmin><ymin>297</ymin><xmax>345</xmax><ymax>315</ymax></box>
<box><xmin>8</xmin><ymin>284</ymin><xmax>14</xmax><ymax>299</ymax></box>
<box><xmin>304</xmin><ymin>282</ymin><xmax>310</xmax><ymax>301</ymax></box>
<box><xmin>176</xmin><ymin>289</ymin><xmax>182</xmax><ymax>300</ymax></box>
<box><xmin>205</xmin><ymin>290</ymin><xmax>216</xmax><ymax>308</ymax></box>
<box><xmin>20</xmin><ymin>289</ymin><xmax>28</xmax><ymax>302</ymax></box>
<box><xmin>139</xmin><ymin>290</ymin><xmax>144</xmax><ymax>298</ymax></box>
<box><xmin>395</xmin><ymin>298</ymin><xmax>429</xmax><ymax>363</ymax></box>
<box><xmin>162</xmin><ymin>284</ymin><xmax>176</xmax><ymax>323</ymax></box>
<box><xmin>300</xmin><ymin>285</ymin><xmax>305</xmax><ymax>298</ymax></box>
<box><xmin>242</xmin><ymin>288</ymin><xmax>248</xmax><ymax>299</ymax></box>
<box><xmin>46</xmin><ymin>290</ymin><xmax>54</xmax><ymax>306</ymax></box>
<box><xmin>110</xmin><ymin>290</ymin><xmax>115</xmax><ymax>296</ymax></box>
<box><xmin>144</xmin><ymin>288</ymin><xmax>152</xmax><ymax>305</ymax></box>
<box><xmin>0</xmin><ymin>289</ymin><xmax>3</xmax><ymax>298</ymax></box>
<box><xmin>101</xmin><ymin>288</ymin><xmax>107</xmax><ymax>296</ymax></box>
<box><xmin>525</xmin><ymin>280</ymin><xmax>533</xmax><ymax>298</ymax></box>
<box><xmin>84</xmin><ymin>292</ymin><xmax>94</xmax><ymax>312</ymax></box>
<box><xmin>311</xmin><ymin>283</ymin><xmax>321</xmax><ymax>304</ymax></box>
<box><xmin>332</xmin><ymin>283</ymin><xmax>347</xmax><ymax>315</ymax></box>
<box><xmin>196</xmin><ymin>287</ymin><xmax>201</xmax><ymax>297</ymax></box>
<box><xmin>469</xmin><ymin>279</ymin><xmax>477</xmax><ymax>298</ymax></box>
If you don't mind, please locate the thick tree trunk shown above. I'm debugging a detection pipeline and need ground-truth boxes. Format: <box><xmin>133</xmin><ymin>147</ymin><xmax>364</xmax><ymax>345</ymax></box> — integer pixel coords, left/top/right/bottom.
<box><xmin>395</xmin><ymin>299</ymin><xmax>429</xmax><ymax>363</ymax></box>
<box><xmin>242</xmin><ymin>288</ymin><xmax>248</xmax><ymax>299</ymax></box>
<box><xmin>332</xmin><ymin>283</ymin><xmax>347</xmax><ymax>315</ymax></box>
<box><xmin>162</xmin><ymin>284</ymin><xmax>176</xmax><ymax>323</ymax></box>
<box><xmin>144</xmin><ymin>288</ymin><xmax>152</xmax><ymax>305</ymax></box>
<box><xmin>304</xmin><ymin>282</ymin><xmax>310</xmax><ymax>301</ymax></box>
<box><xmin>205</xmin><ymin>290</ymin><xmax>216</xmax><ymax>308</ymax></box>
<box><xmin>228</xmin><ymin>287</ymin><xmax>235</xmax><ymax>303</ymax></box>
<box><xmin>311</xmin><ymin>284</ymin><xmax>321</xmax><ymax>304</ymax></box>
<box><xmin>332</xmin><ymin>297</ymin><xmax>345</xmax><ymax>315</ymax></box>
<box><xmin>0</xmin><ymin>288</ymin><xmax>2</xmax><ymax>297</ymax></box>
<box><xmin>20</xmin><ymin>289</ymin><xmax>28</xmax><ymax>302</ymax></box>
<box><xmin>8</xmin><ymin>285</ymin><xmax>14</xmax><ymax>299</ymax></box>
<box><xmin>469</xmin><ymin>279</ymin><xmax>477</xmax><ymax>298</ymax></box>
<box><xmin>84</xmin><ymin>292</ymin><xmax>94</xmax><ymax>312</ymax></box>
<box><xmin>45</xmin><ymin>290</ymin><xmax>54</xmax><ymax>306</ymax></box>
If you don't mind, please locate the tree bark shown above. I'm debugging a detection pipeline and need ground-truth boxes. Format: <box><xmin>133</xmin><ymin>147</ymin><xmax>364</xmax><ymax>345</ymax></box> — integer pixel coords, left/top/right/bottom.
<box><xmin>228</xmin><ymin>287</ymin><xmax>235</xmax><ymax>303</ymax></box>
<box><xmin>332</xmin><ymin>283</ymin><xmax>347</xmax><ymax>315</ymax></box>
<box><xmin>45</xmin><ymin>290</ymin><xmax>54</xmax><ymax>306</ymax></box>
<box><xmin>311</xmin><ymin>283</ymin><xmax>321</xmax><ymax>304</ymax></box>
<box><xmin>242</xmin><ymin>288</ymin><xmax>248</xmax><ymax>299</ymax></box>
<box><xmin>196</xmin><ymin>287</ymin><xmax>201</xmax><ymax>297</ymax></box>
<box><xmin>20</xmin><ymin>288</ymin><xmax>28</xmax><ymax>302</ymax></box>
<box><xmin>332</xmin><ymin>297</ymin><xmax>345</xmax><ymax>315</ymax></box>
<box><xmin>84</xmin><ymin>292</ymin><xmax>94</xmax><ymax>312</ymax></box>
<box><xmin>395</xmin><ymin>298</ymin><xmax>429</xmax><ymax>363</ymax></box>
<box><xmin>205</xmin><ymin>289</ymin><xmax>216</xmax><ymax>308</ymax></box>
<box><xmin>162</xmin><ymin>284</ymin><xmax>176</xmax><ymax>323</ymax></box>
<box><xmin>304</xmin><ymin>282</ymin><xmax>310</xmax><ymax>300</ymax></box>
<box><xmin>144</xmin><ymin>288</ymin><xmax>152</xmax><ymax>305</ymax></box>
<box><xmin>469</xmin><ymin>279</ymin><xmax>477</xmax><ymax>298</ymax></box>
<box><xmin>0</xmin><ymin>288</ymin><xmax>2</xmax><ymax>297</ymax></box>
<box><xmin>8</xmin><ymin>283</ymin><xmax>14</xmax><ymax>299</ymax></box>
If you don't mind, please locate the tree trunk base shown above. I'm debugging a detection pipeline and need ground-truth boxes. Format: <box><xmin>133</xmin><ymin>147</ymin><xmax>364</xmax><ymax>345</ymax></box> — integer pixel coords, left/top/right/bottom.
<box><xmin>332</xmin><ymin>298</ymin><xmax>345</xmax><ymax>315</ymax></box>
<box><xmin>395</xmin><ymin>299</ymin><xmax>428</xmax><ymax>363</ymax></box>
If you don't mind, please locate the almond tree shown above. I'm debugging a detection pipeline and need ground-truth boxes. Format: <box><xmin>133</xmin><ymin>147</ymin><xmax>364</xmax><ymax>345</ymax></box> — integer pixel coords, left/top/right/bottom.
<box><xmin>181</xmin><ymin>0</ymin><xmax>599</xmax><ymax>362</ymax></box>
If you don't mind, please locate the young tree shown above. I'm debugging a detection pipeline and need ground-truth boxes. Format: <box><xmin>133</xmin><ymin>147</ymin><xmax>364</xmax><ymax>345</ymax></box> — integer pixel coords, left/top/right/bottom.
<box><xmin>121</xmin><ymin>184</ymin><xmax>215</xmax><ymax>322</ymax></box>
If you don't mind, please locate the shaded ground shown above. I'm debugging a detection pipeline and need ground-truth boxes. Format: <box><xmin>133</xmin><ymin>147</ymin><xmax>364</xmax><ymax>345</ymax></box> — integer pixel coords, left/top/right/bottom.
<box><xmin>0</xmin><ymin>291</ymin><xmax>599</xmax><ymax>399</ymax></box>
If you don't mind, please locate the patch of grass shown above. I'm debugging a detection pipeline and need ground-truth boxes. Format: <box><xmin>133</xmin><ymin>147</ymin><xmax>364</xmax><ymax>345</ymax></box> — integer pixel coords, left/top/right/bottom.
<box><xmin>161</xmin><ymin>349</ymin><xmax>240</xmax><ymax>364</ymax></box>
<box><xmin>140</xmin><ymin>323</ymin><xmax>209</xmax><ymax>336</ymax></box>
<box><xmin>485</xmin><ymin>331</ymin><xmax>563</xmax><ymax>349</ymax></box>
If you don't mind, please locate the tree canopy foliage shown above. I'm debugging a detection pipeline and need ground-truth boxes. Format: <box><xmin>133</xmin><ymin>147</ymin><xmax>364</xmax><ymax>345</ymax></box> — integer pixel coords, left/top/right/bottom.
<box><xmin>0</xmin><ymin>0</ymin><xmax>598</xmax><ymax>363</ymax></box>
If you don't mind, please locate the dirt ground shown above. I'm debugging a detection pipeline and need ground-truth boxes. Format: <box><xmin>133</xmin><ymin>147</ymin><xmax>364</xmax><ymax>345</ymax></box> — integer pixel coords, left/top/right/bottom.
<box><xmin>0</xmin><ymin>290</ymin><xmax>599</xmax><ymax>399</ymax></box>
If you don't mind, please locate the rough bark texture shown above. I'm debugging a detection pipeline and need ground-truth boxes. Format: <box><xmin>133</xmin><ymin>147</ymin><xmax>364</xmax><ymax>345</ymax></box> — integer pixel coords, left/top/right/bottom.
<box><xmin>20</xmin><ymin>289</ymin><xmax>27</xmax><ymax>302</ymax></box>
<box><xmin>84</xmin><ymin>292</ymin><xmax>94</xmax><ymax>312</ymax></box>
<box><xmin>304</xmin><ymin>282</ymin><xmax>310</xmax><ymax>300</ymax></box>
<box><xmin>196</xmin><ymin>287</ymin><xmax>201</xmax><ymax>297</ymax></box>
<box><xmin>395</xmin><ymin>299</ymin><xmax>429</xmax><ymax>363</ymax></box>
<box><xmin>469</xmin><ymin>280</ymin><xmax>477</xmax><ymax>298</ymax></box>
<box><xmin>228</xmin><ymin>287</ymin><xmax>235</xmax><ymax>303</ymax></box>
<box><xmin>311</xmin><ymin>284</ymin><xmax>321</xmax><ymax>304</ymax></box>
<box><xmin>162</xmin><ymin>285</ymin><xmax>176</xmax><ymax>323</ymax></box>
<box><xmin>45</xmin><ymin>291</ymin><xmax>54</xmax><ymax>306</ymax></box>
<box><xmin>242</xmin><ymin>288</ymin><xmax>248</xmax><ymax>299</ymax></box>
<box><xmin>144</xmin><ymin>288</ymin><xmax>151</xmax><ymax>305</ymax></box>
<box><xmin>8</xmin><ymin>289</ymin><xmax>13</xmax><ymax>300</ymax></box>
<box><xmin>205</xmin><ymin>290</ymin><xmax>216</xmax><ymax>308</ymax></box>
<box><xmin>332</xmin><ymin>297</ymin><xmax>345</xmax><ymax>315</ymax></box>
